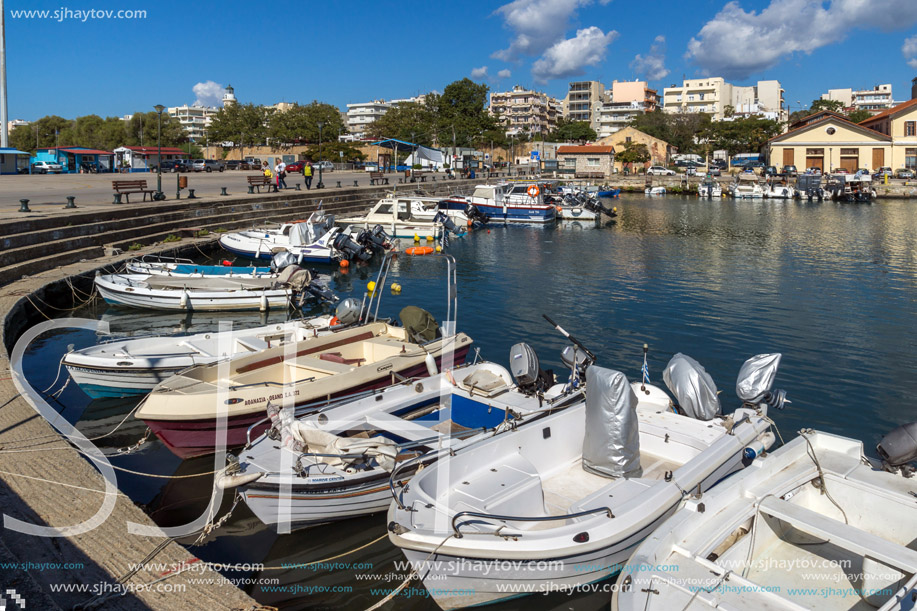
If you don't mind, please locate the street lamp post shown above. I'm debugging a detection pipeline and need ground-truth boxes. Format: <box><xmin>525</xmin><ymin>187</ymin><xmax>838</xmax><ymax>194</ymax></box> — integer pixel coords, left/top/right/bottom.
<box><xmin>153</xmin><ymin>105</ymin><xmax>165</xmax><ymax>200</ymax></box>
<box><xmin>316</xmin><ymin>121</ymin><xmax>325</xmax><ymax>189</ymax></box>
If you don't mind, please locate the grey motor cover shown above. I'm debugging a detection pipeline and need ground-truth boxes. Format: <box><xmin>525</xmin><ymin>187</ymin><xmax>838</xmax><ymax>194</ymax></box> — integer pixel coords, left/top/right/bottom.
<box><xmin>583</xmin><ymin>366</ymin><xmax>642</xmax><ymax>478</ymax></box>
<box><xmin>877</xmin><ymin>422</ymin><xmax>917</xmax><ymax>467</ymax></box>
<box><xmin>335</xmin><ymin>298</ymin><xmax>362</xmax><ymax>325</ymax></box>
<box><xmin>274</xmin><ymin>265</ymin><xmax>312</xmax><ymax>291</ymax></box>
<box><xmin>561</xmin><ymin>345</ymin><xmax>588</xmax><ymax>370</ymax></box>
<box><xmin>270</xmin><ymin>251</ymin><xmax>298</xmax><ymax>271</ymax></box>
<box><xmin>736</xmin><ymin>353</ymin><xmax>782</xmax><ymax>403</ymax></box>
<box><xmin>662</xmin><ymin>353</ymin><xmax>722</xmax><ymax>421</ymax></box>
<box><xmin>509</xmin><ymin>343</ymin><xmax>539</xmax><ymax>387</ymax></box>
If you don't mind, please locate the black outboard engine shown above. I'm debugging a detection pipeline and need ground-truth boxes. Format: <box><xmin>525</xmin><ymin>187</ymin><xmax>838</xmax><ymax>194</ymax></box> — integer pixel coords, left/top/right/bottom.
<box><xmin>464</xmin><ymin>203</ymin><xmax>489</xmax><ymax>226</ymax></box>
<box><xmin>432</xmin><ymin>211</ymin><xmax>461</xmax><ymax>234</ymax></box>
<box><xmin>584</xmin><ymin>197</ymin><xmax>617</xmax><ymax>218</ymax></box>
<box><xmin>332</xmin><ymin>231</ymin><xmax>372</xmax><ymax>261</ymax></box>
<box><xmin>356</xmin><ymin>224</ymin><xmax>392</xmax><ymax>253</ymax></box>
<box><xmin>877</xmin><ymin>422</ymin><xmax>917</xmax><ymax>476</ymax></box>
<box><xmin>509</xmin><ymin>343</ymin><xmax>554</xmax><ymax>397</ymax></box>
<box><xmin>301</xmin><ymin>277</ymin><xmax>338</xmax><ymax>303</ymax></box>
<box><xmin>270</xmin><ymin>251</ymin><xmax>299</xmax><ymax>272</ymax></box>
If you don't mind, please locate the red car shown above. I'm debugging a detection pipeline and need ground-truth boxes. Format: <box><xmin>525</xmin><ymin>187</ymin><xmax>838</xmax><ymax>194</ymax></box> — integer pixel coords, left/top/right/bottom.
<box><xmin>285</xmin><ymin>160</ymin><xmax>309</xmax><ymax>173</ymax></box>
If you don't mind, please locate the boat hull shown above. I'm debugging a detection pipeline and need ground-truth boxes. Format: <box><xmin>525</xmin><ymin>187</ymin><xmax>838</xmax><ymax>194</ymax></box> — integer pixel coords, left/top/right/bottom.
<box><xmin>471</xmin><ymin>203</ymin><xmax>556</xmax><ymax>224</ymax></box>
<box><xmin>95</xmin><ymin>275</ymin><xmax>293</xmax><ymax>312</ymax></box>
<box><xmin>219</xmin><ymin>238</ymin><xmax>336</xmax><ymax>263</ymax></box>
<box><xmin>142</xmin><ymin>346</ymin><xmax>471</xmax><ymax>458</ymax></box>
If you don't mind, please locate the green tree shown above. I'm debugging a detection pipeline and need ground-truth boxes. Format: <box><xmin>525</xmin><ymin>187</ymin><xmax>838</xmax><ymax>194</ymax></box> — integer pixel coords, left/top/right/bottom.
<box><xmin>706</xmin><ymin>116</ymin><xmax>781</xmax><ymax>157</ymax></box>
<box><xmin>846</xmin><ymin>109</ymin><xmax>872</xmax><ymax>124</ymax></box>
<box><xmin>430</xmin><ymin>79</ymin><xmax>501</xmax><ymax>147</ymax></box>
<box><xmin>10</xmin><ymin>115</ymin><xmax>71</xmax><ymax>152</ymax></box>
<box><xmin>208</xmin><ymin>103</ymin><xmax>272</xmax><ymax>156</ymax></box>
<box><xmin>628</xmin><ymin>110</ymin><xmax>672</xmax><ymax>143</ymax></box>
<box><xmin>723</xmin><ymin>105</ymin><xmax>736</xmax><ymax>118</ymax></box>
<box><xmin>809</xmin><ymin>99</ymin><xmax>845</xmax><ymax>114</ymax></box>
<box><xmin>268</xmin><ymin>101</ymin><xmax>346</xmax><ymax>146</ymax></box>
<box><xmin>616</xmin><ymin>141</ymin><xmax>650</xmax><ymax>172</ymax></box>
<box><xmin>547</xmin><ymin>118</ymin><xmax>596</xmax><ymax>143</ymax></box>
<box><xmin>366</xmin><ymin>102</ymin><xmax>436</xmax><ymax>145</ymax></box>
<box><xmin>301</xmin><ymin>141</ymin><xmax>366</xmax><ymax>163</ymax></box>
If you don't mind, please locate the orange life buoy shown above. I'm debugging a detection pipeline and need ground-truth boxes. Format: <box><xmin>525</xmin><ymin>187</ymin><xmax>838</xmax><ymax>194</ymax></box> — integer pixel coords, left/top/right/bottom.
<box><xmin>527</xmin><ymin>185</ymin><xmax>540</xmax><ymax>198</ymax></box>
<box><xmin>405</xmin><ymin>246</ymin><xmax>435</xmax><ymax>255</ymax></box>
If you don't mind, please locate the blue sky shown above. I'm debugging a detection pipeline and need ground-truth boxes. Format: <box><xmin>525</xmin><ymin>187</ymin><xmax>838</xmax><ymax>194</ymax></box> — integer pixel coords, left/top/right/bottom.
<box><xmin>6</xmin><ymin>0</ymin><xmax>917</xmax><ymax>120</ymax></box>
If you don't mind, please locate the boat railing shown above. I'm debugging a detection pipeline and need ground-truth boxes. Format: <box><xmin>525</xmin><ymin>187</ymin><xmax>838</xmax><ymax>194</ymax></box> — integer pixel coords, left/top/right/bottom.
<box><xmin>137</xmin><ymin>254</ymin><xmax>196</xmax><ymax>264</ymax></box>
<box><xmin>450</xmin><ymin>506</ymin><xmax>615</xmax><ymax>538</ymax></box>
<box><xmin>229</xmin><ymin>377</ymin><xmax>316</xmax><ymax>391</ymax></box>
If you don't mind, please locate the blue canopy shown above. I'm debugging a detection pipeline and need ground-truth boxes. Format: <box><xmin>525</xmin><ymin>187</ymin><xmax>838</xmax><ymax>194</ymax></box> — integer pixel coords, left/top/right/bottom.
<box><xmin>369</xmin><ymin>138</ymin><xmax>419</xmax><ymax>152</ymax></box>
<box><xmin>0</xmin><ymin>148</ymin><xmax>30</xmax><ymax>155</ymax></box>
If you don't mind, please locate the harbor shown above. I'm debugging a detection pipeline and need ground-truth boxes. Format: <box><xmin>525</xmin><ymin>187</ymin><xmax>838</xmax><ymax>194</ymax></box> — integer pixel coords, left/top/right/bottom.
<box><xmin>2</xmin><ymin>185</ymin><xmax>916</xmax><ymax>609</ymax></box>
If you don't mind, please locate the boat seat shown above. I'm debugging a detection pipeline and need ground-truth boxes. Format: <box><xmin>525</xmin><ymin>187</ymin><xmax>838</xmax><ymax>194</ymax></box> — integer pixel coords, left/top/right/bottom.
<box><xmin>288</xmin><ymin>356</ymin><xmax>354</xmax><ymax>375</ymax></box>
<box><xmin>757</xmin><ymin>497</ymin><xmax>917</xmax><ymax>573</ymax></box>
<box><xmin>320</xmin><ymin>351</ymin><xmax>365</xmax><ymax>366</ymax></box>
<box><xmin>430</xmin><ymin>420</ymin><xmax>471</xmax><ymax>434</ymax></box>
<box><xmin>176</xmin><ymin>342</ymin><xmax>212</xmax><ymax>357</ymax></box>
<box><xmin>235</xmin><ymin>337</ymin><xmax>271</xmax><ymax>352</ymax></box>
<box><xmin>459</xmin><ymin>369</ymin><xmax>510</xmax><ymax>396</ymax></box>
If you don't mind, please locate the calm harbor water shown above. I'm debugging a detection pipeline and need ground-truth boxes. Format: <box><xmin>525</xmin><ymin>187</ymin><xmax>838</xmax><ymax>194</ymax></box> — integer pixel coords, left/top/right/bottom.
<box><xmin>20</xmin><ymin>193</ymin><xmax>917</xmax><ymax>610</ymax></box>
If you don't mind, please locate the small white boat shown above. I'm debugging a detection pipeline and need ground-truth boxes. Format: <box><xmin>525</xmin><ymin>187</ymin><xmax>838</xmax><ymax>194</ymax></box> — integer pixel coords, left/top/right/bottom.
<box><xmin>698</xmin><ymin>178</ymin><xmax>723</xmax><ymax>198</ymax></box>
<box><xmin>95</xmin><ymin>265</ymin><xmax>333</xmax><ymax>313</ymax></box>
<box><xmin>229</xmin><ymin>358</ymin><xmax>585</xmax><ymax>529</ymax></box>
<box><xmin>827</xmin><ymin>174</ymin><xmax>877</xmax><ymax>203</ymax></box>
<box><xmin>730</xmin><ymin>173</ymin><xmax>765</xmax><ymax>198</ymax></box>
<box><xmin>645</xmin><ymin>186</ymin><xmax>667</xmax><ymax>195</ymax></box>
<box><xmin>557</xmin><ymin>205</ymin><xmax>598</xmax><ymax>220</ymax></box>
<box><xmin>613</xmin><ymin>423</ymin><xmax>917</xmax><ymax>611</ymax></box>
<box><xmin>387</xmin><ymin>352</ymin><xmax>784</xmax><ymax>608</ymax></box>
<box><xmin>764</xmin><ymin>181</ymin><xmax>796</xmax><ymax>199</ymax></box>
<box><xmin>218</xmin><ymin>211</ymin><xmax>341</xmax><ymax>263</ymax></box>
<box><xmin>126</xmin><ymin>257</ymin><xmax>276</xmax><ymax>278</ymax></box>
<box><xmin>63</xmin><ymin>315</ymin><xmax>334</xmax><ymax>398</ymax></box>
<box><xmin>336</xmin><ymin>196</ymin><xmax>450</xmax><ymax>240</ymax></box>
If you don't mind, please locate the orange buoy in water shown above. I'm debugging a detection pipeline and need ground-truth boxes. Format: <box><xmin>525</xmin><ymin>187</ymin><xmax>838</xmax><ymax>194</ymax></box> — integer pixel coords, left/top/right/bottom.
<box><xmin>339</xmin><ymin>259</ymin><xmax>350</xmax><ymax>268</ymax></box>
<box><xmin>555</xmin><ymin>205</ymin><xmax>563</xmax><ymax>212</ymax></box>
<box><xmin>467</xmin><ymin>219</ymin><xmax>473</xmax><ymax>227</ymax></box>
<box><xmin>405</xmin><ymin>246</ymin><xmax>435</xmax><ymax>255</ymax></box>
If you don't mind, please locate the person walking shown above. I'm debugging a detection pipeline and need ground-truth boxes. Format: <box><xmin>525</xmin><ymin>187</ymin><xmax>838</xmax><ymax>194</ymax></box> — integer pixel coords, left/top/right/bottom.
<box><xmin>275</xmin><ymin>159</ymin><xmax>287</xmax><ymax>190</ymax></box>
<box><xmin>303</xmin><ymin>162</ymin><xmax>313</xmax><ymax>190</ymax></box>
<box><xmin>262</xmin><ymin>161</ymin><xmax>275</xmax><ymax>192</ymax></box>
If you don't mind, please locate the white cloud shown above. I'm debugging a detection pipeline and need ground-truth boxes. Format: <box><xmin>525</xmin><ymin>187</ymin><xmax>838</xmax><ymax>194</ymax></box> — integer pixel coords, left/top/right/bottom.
<box><xmin>687</xmin><ymin>0</ymin><xmax>917</xmax><ymax>79</ymax></box>
<box><xmin>498</xmin><ymin>68</ymin><xmax>512</xmax><ymax>78</ymax></box>
<box><xmin>471</xmin><ymin>66</ymin><xmax>490</xmax><ymax>80</ymax></box>
<box><xmin>492</xmin><ymin>0</ymin><xmax>596</xmax><ymax>60</ymax></box>
<box><xmin>630</xmin><ymin>35</ymin><xmax>669</xmax><ymax>81</ymax></box>
<box><xmin>903</xmin><ymin>35</ymin><xmax>917</xmax><ymax>69</ymax></box>
<box><xmin>192</xmin><ymin>81</ymin><xmax>226</xmax><ymax>107</ymax></box>
<box><xmin>532</xmin><ymin>27</ymin><xmax>618</xmax><ymax>83</ymax></box>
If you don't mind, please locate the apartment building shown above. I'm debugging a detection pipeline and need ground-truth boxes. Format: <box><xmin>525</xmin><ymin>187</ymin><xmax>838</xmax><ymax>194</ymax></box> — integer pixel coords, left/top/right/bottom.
<box><xmin>593</xmin><ymin>80</ymin><xmax>660</xmax><ymax>137</ymax></box>
<box><xmin>663</xmin><ymin>78</ymin><xmax>785</xmax><ymax>121</ymax></box>
<box><xmin>167</xmin><ymin>104</ymin><xmax>218</xmax><ymax>143</ymax></box>
<box><xmin>562</xmin><ymin>81</ymin><xmax>605</xmax><ymax>131</ymax></box>
<box><xmin>345</xmin><ymin>96</ymin><xmax>426</xmax><ymax>140</ymax></box>
<box><xmin>489</xmin><ymin>86</ymin><xmax>562</xmax><ymax>136</ymax></box>
<box><xmin>821</xmin><ymin>84</ymin><xmax>895</xmax><ymax>112</ymax></box>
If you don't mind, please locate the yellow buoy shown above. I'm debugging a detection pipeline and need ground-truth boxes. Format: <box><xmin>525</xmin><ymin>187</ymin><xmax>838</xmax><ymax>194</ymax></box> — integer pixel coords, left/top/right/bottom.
<box><xmin>426</xmin><ymin>235</ymin><xmax>434</xmax><ymax>242</ymax></box>
<box><xmin>391</xmin><ymin>283</ymin><xmax>401</xmax><ymax>294</ymax></box>
<box><xmin>367</xmin><ymin>281</ymin><xmax>376</xmax><ymax>293</ymax></box>
<box><xmin>435</xmin><ymin>245</ymin><xmax>442</xmax><ymax>252</ymax></box>
<box><xmin>413</xmin><ymin>234</ymin><xmax>420</xmax><ymax>242</ymax></box>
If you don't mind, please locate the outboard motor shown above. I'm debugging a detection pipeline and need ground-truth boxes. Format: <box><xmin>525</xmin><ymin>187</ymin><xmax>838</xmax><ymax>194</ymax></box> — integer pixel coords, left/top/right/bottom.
<box><xmin>560</xmin><ymin>344</ymin><xmax>591</xmax><ymax>385</ymax></box>
<box><xmin>301</xmin><ymin>276</ymin><xmax>338</xmax><ymax>303</ymax></box>
<box><xmin>584</xmin><ymin>197</ymin><xmax>617</xmax><ymax>218</ymax></box>
<box><xmin>662</xmin><ymin>353</ymin><xmax>722</xmax><ymax>420</ymax></box>
<box><xmin>464</xmin><ymin>203</ymin><xmax>489</xmax><ymax>226</ymax></box>
<box><xmin>332</xmin><ymin>232</ymin><xmax>372</xmax><ymax>261</ymax></box>
<box><xmin>509</xmin><ymin>343</ymin><xmax>554</xmax><ymax>396</ymax></box>
<box><xmin>432</xmin><ymin>211</ymin><xmax>461</xmax><ymax>235</ymax></box>
<box><xmin>583</xmin><ymin>367</ymin><xmax>642</xmax><ymax>478</ymax></box>
<box><xmin>735</xmin><ymin>353</ymin><xmax>789</xmax><ymax>413</ymax></box>
<box><xmin>270</xmin><ymin>251</ymin><xmax>298</xmax><ymax>272</ymax></box>
<box><xmin>877</xmin><ymin>422</ymin><xmax>917</xmax><ymax>476</ymax></box>
<box><xmin>334</xmin><ymin>297</ymin><xmax>363</xmax><ymax>326</ymax></box>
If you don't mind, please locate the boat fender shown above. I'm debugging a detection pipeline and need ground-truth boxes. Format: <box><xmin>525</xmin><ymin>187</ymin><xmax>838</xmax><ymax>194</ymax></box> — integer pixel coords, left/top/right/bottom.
<box><xmin>424</xmin><ymin>353</ymin><xmax>438</xmax><ymax>377</ymax></box>
<box><xmin>877</xmin><ymin>421</ymin><xmax>917</xmax><ymax>468</ymax></box>
<box><xmin>743</xmin><ymin>431</ymin><xmax>776</xmax><ymax>460</ymax></box>
<box><xmin>260</xmin><ymin>291</ymin><xmax>268</xmax><ymax>312</ymax></box>
<box><xmin>216</xmin><ymin>471</ymin><xmax>264</xmax><ymax>490</ymax></box>
<box><xmin>179</xmin><ymin>288</ymin><xmax>189</xmax><ymax>309</ymax></box>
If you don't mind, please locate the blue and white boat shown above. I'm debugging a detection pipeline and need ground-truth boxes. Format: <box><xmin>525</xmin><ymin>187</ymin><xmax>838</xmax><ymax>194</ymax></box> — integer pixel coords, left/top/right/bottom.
<box><xmin>218</xmin><ymin>212</ymin><xmax>341</xmax><ymax>263</ymax></box>
<box><xmin>126</xmin><ymin>258</ymin><xmax>275</xmax><ymax>278</ymax></box>
<box><xmin>456</xmin><ymin>183</ymin><xmax>556</xmax><ymax>224</ymax></box>
<box><xmin>597</xmin><ymin>188</ymin><xmax>620</xmax><ymax>198</ymax></box>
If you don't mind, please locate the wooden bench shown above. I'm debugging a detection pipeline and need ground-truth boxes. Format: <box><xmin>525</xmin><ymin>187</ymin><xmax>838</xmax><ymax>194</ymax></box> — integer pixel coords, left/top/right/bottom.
<box><xmin>369</xmin><ymin>171</ymin><xmax>389</xmax><ymax>185</ymax></box>
<box><xmin>112</xmin><ymin>179</ymin><xmax>155</xmax><ymax>203</ymax></box>
<box><xmin>411</xmin><ymin>170</ymin><xmax>429</xmax><ymax>183</ymax></box>
<box><xmin>247</xmin><ymin>175</ymin><xmax>274</xmax><ymax>193</ymax></box>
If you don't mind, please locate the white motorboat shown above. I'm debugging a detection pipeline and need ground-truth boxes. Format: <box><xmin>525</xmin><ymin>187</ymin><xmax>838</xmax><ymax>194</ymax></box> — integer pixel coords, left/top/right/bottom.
<box><xmin>764</xmin><ymin>181</ymin><xmax>796</xmax><ymax>199</ymax></box>
<box><xmin>387</xmin><ymin>353</ymin><xmax>785</xmax><ymax>608</ymax></box>
<box><xmin>227</xmin><ymin>357</ymin><xmax>586</xmax><ymax>529</ymax></box>
<box><xmin>336</xmin><ymin>196</ymin><xmax>453</xmax><ymax>240</ymax></box>
<box><xmin>826</xmin><ymin>174</ymin><xmax>877</xmax><ymax>203</ymax></box>
<box><xmin>456</xmin><ymin>183</ymin><xmax>556</xmax><ymax>224</ymax></box>
<box><xmin>126</xmin><ymin>257</ymin><xmax>276</xmax><ymax>278</ymax></box>
<box><xmin>698</xmin><ymin>178</ymin><xmax>723</xmax><ymax>198</ymax></box>
<box><xmin>94</xmin><ymin>265</ymin><xmax>334</xmax><ymax>313</ymax></box>
<box><xmin>218</xmin><ymin>211</ymin><xmax>341</xmax><ymax>263</ymax></box>
<box><xmin>613</xmin><ymin>423</ymin><xmax>917</xmax><ymax>611</ymax></box>
<box><xmin>645</xmin><ymin>186</ymin><xmax>667</xmax><ymax>195</ymax></box>
<box><xmin>730</xmin><ymin>173</ymin><xmax>765</xmax><ymax>198</ymax></box>
<box><xmin>557</xmin><ymin>205</ymin><xmax>598</xmax><ymax>221</ymax></box>
<box><xmin>63</xmin><ymin>314</ymin><xmax>335</xmax><ymax>398</ymax></box>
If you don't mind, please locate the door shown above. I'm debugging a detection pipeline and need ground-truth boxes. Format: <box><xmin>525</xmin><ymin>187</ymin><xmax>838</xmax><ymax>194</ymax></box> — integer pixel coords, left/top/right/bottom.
<box><xmin>806</xmin><ymin>156</ymin><xmax>823</xmax><ymax>171</ymax></box>
<box><xmin>872</xmin><ymin>148</ymin><xmax>884</xmax><ymax>169</ymax></box>
<box><xmin>782</xmin><ymin>149</ymin><xmax>794</xmax><ymax>166</ymax></box>
<box><xmin>839</xmin><ymin>156</ymin><xmax>858</xmax><ymax>173</ymax></box>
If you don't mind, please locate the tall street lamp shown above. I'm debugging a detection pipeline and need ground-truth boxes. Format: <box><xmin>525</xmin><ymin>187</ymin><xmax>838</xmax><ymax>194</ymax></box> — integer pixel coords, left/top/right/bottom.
<box><xmin>154</xmin><ymin>105</ymin><xmax>165</xmax><ymax>200</ymax></box>
<box><xmin>316</xmin><ymin>121</ymin><xmax>325</xmax><ymax>188</ymax></box>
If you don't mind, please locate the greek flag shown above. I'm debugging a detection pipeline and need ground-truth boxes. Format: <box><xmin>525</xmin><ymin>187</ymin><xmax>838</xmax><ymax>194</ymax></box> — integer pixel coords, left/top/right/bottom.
<box><xmin>641</xmin><ymin>357</ymin><xmax>650</xmax><ymax>385</ymax></box>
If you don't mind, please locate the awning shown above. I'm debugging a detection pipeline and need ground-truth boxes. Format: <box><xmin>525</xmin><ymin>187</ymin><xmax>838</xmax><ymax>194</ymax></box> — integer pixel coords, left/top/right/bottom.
<box><xmin>0</xmin><ymin>148</ymin><xmax>30</xmax><ymax>155</ymax></box>
<box><xmin>368</xmin><ymin>138</ymin><xmax>421</xmax><ymax>153</ymax></box>
<box><xmin>62</xmin><ymin>148</ymin><xmax>113</xmax><ymax>155</ymax></box>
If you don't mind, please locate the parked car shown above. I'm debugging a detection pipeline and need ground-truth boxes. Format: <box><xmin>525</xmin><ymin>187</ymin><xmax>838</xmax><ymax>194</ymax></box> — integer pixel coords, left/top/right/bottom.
<box><xmin>873</xmin><ymin>166</ymin><xmax>893</xmax><ymax>179</ymax></box>
<box><xmin>833</xmin><ymin>167</ymin><xmax>850</xmax><ymax>175</ymax></box>
<box><xmin>203</xmin><ymin>159</ymin><xmax>225</xmax><ymax>172</ymax></box>
<box><xmin>313</xmin><ymin>160</ymin><xmax>334</xmax><ymax>172</ymax></box>
<box><xmin>646</xmin><ymin>165</ymin><xmax>675</xmax><ymax>176</ymax></box>
<box><xmin>225</xmin><ymin>160</ymin><xmax>242</xmax><ymax>170</ymax></box>
<box><xmin>154</xmin><ymin>160</ymin><xmax>190</xmax><ymax>173</ymax></box>
<box><xmin>805</xmin><ymin>167</ymin><xmax>823</xmax><ymax>174</ymax></box>
<box><xmin>711</xmin><ymin>159</ymin><xmax>728</xmax><ymax>169</ymax></box>
<box><xmin>763</xmin><ymin>166</ymin><xmax>778</xmax><ymax>177</ymax></box>
<box><xmin>895</xmin><ymin>168</ymin><xmax>915</xmax><ymax>179</ymax></box>
<box><xmin>285</xmin><ymin>160</ymin><xmax>308</xmax><ymax>173</ymax></box>
<box><xmin>781</xmin><ymin>165</ymin><xmax>798</xmax><ymax>177</ymax></box>
<box><xmin>31</xmin><ymin>160</ymin><xmax>63</xmax><ymax>174</ymax></box>
<box><xmin>244</xmin><ymin>157</ymin><xmax>262</xmax><ymax>168</ymax></box>
<box><xmin>706</xmin><ymin>166</ymin><xmax>721</xmax><ymax>177</ymax></box>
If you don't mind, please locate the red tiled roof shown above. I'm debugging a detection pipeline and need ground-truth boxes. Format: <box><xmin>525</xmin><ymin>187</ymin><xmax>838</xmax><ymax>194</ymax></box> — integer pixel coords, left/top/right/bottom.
<box><xmin>556</xmin><ymin>145</ymin><xmax>614</xmax><ymax>154</ymax></box>
<box><xmin>859</xmin><ymin>98</ymin><xmax>917</xmax><ymax>125</ymax></box>
<box><xmin>769</xmin><ymin>115</ymin><xmax>890</xmax><ymax>143</ymax></box>
<box><xmin>788</xmin><ymin>110</ymin><xmax>846</xmax><ymax>130</ymax></box>
<box><xmin>122</xmin><ymin>146</ymin><xmax>189</xmax><ymax>155</ymax></box>
<box><xmin>61</xmin><ymin>148</ymin><xmax>112</xmax><ymax>155</ymax></box>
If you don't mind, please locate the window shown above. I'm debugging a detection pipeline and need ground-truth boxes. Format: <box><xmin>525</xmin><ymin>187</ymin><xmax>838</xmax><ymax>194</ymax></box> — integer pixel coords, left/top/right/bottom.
<box><xmin>564</xmin><ymin>157</ymin><xmax>576</xmax><ymax>168</ymax></box>
<box><xmin>587</xmin><ymin>158</ymin><xmax>600</xmax><ymax>167</ymax></box>
<box><xmin>806</xmin><ymin>148</ymin><xmax>824</xmax><ymax>155</ymax></box>
<box><xmin>840</xmin><ymin>148</ymin><xmax>857</xmax><ymax>156</ymax></box>
<box><xmin>907</xmin><ymin>148</ymin><xmax>917</xmax><ymax>170</ymax></box>
<box><xmin>625</xmin><ymin>136</ymin><xmax>632</xmax><ymax>143</ymax></box>
<box><xmin>907</xmin><ymin>122</ymin><xmax>916</xmax><ymax>137</ymax></box>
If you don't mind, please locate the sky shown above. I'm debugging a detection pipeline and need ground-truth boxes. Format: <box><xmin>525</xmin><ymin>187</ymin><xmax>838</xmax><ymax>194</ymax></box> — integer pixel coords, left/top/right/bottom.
<box><xmin>5</xmin><ymin>0</ymin><xmax>917</xmax><ymax>121</ymax></box>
